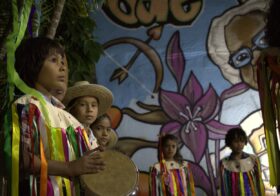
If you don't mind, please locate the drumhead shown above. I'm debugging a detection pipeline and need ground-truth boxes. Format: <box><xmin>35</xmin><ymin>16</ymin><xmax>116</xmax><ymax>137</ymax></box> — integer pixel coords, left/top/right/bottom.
<box><xmin>80</xmin><ymin>150</ymin><xmax>138</xmax><ymax>196</ymax></box>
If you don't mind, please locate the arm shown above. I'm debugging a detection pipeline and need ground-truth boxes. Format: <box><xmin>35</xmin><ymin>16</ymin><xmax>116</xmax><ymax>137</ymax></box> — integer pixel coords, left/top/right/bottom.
<box><xmin>24</xmin><ymin>148</ymin><xmax>105</xmax><ymax>178</ymax></box>
<box><xmin>218</xmin><ymin>159</ymin><xmax>226</xmax><ymax>196</ymax></box>
<box><xmin>21</xmin><ymin>103</ymin><xmax>104</xmax><ymax>178</ymax></box>
<box><xmin>149</xmin><ymin>165</ymin><xmax>159</xmax><ymax>196</ymax></box>
<box><xmin>254</xmin><ymin>155</ymin><xmax>265</xmax><ymax>195</ymax></box>
<box><xmin>185</xmin><ymin>162</ymin><xmax>195</xmax><ymax>195</ymax></box>
<box><xmin>49</xmin><ymin>149</ymin><xmax>105</xmax><ymax>177</ymax></box>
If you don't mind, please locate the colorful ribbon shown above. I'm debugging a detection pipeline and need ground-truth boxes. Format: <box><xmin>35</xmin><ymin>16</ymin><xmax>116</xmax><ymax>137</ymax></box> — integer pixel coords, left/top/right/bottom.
<box><xmin>257</xmin><ymin>53</ymin><xmax>280</xmax><ymax>186</ymax></box>
<box><xmin>11</xmin><ymin>104</ymin><xmax>20</xmax><ymax>196</ymax></box>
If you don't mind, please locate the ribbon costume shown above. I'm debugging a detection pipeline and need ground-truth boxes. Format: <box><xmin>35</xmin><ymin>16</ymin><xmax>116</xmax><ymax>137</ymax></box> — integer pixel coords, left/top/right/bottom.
<box><xmin>149</xmin><ymin>160</ymin><xmax>195</xmax><ymax>196</ymax></box>
<box><xmin>149</xmin><ymin>134</ymin><xmax>195</xmax><ymax>196</ymax></box>
<box><xmin>4</xmin><ymin>94</ymin><xmax>98</xmax><ymax>195</ymax></box>
<box><xmin>219</xmin><ymin>153</ymin><xmax>265</xmax><ymax>196</ymax></box>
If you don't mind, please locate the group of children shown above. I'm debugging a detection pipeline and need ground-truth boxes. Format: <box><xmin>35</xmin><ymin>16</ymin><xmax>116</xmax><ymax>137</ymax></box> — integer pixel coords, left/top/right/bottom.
<box><xmin>3</xmin><ymin>37</ymin><xmax>265</xmax><ymax>195</ymax></box>
<box><xmin>150</xmin><ymin>129</ymin><xmax>265</xmax><ymax>195</ymax></box>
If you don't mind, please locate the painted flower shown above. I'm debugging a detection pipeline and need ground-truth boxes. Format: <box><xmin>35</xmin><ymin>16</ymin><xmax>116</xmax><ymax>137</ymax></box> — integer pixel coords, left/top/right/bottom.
<box><xmin>159</xmin><ymin>72</ymin><xmax>235</xmax><ymax>162</ymax></box>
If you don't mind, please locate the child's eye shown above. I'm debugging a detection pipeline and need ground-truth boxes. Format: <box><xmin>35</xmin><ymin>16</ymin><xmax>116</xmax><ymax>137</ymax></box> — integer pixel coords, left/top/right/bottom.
<box><xmin>52</xmin><ymin>58</ymin><xmax>57</xmax><ymax>62</ymax></box>
<box><xmin>49</xmin><ymin>56</ymin><xmax>57</xmax><ymax>63</ymax></box>
<box><xmin>91</xmin><ymin>102</ymin><xmax>98</xmax><ymax>107</ymax></box>
<box><xmin>96</xmin><ymin>126</ymin><xmax>102</xmax><ymax>131</ymax></box>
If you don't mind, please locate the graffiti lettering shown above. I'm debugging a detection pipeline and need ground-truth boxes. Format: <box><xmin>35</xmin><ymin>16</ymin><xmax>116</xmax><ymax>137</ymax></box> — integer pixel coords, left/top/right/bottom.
<box><xmin>102</xmin><ymin>0</ymin><xmax>203</xmax><ymax>28</ymax></box>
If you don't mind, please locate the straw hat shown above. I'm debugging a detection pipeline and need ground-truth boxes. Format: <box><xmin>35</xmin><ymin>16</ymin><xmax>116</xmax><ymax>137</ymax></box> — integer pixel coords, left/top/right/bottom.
<box><xmin>107</xmin><ymin>129</ymin><xmax>118</xmax><ymax>148</ymax></box>
<box><xmin>63</xmin><ymin>81</ymin><xmax>113</xmax><ymax>116</ymax></box>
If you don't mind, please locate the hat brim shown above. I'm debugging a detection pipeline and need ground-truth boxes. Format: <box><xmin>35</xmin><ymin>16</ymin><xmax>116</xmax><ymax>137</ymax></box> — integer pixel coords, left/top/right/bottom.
<box><xmin>63</xmin><ymin>84</ymin><xmax>113</xmax><ymax>116</ymax></box>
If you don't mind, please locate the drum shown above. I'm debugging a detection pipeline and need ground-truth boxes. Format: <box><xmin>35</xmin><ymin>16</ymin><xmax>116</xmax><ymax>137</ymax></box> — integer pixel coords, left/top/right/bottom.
<box><xmin>80</xmin><ymin>150</ymin><xmax>139</xmax><ymax>196</ymax></box>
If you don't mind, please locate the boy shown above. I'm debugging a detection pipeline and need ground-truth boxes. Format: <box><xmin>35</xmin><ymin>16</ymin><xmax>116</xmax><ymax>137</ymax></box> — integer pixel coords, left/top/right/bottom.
<box><xmin>220</xmin><ymin>127</ymin><xmax>265</xmax><ymax>195</ymax></box>
<box><xmin>5</xmin><ymin>37</ymin><xmax>104</xmax><ymax>195</ymax></box>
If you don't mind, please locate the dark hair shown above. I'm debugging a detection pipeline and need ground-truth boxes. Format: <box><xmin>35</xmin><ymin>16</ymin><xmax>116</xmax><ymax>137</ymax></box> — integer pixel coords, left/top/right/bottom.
<box><xmin>158</xmin><ymin>134</ymin><xmax>183</xmax><ymax>164</ymax></box>
<box><xmin>67</xmin><ymin>98</ymin><xmax>78</xmax><ymax>114</ymax></box>
<box><xmin>15</xmin><ymin>37</ymin><xmax>64</xmax><ymax>88</ymax></box>
<box><xmin>91</xmin><ymin>113</ymin><xmax>111</xmax><ymax>129</ymax></box>
<box><xmin>225</xmin><ymin>127</ymin><xmax>248</xmax><ymax>147</ymax></box>
<box><xmin>266</xmin><ymin>0</ymin><xmax>280</xmax><ymax>47</ymax></box>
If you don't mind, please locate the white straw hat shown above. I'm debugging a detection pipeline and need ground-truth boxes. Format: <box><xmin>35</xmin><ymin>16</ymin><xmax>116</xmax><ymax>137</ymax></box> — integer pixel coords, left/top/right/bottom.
<box><xmin>63</xmin><ymin>81</ymin><xmax>113</xmax><ymax>116</ymax></box>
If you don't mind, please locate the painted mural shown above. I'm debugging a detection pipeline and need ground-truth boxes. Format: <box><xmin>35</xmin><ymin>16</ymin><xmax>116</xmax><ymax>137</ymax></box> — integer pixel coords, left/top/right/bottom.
<box><xmin>93</xmin><ymin>0</ymin><xmax>275</xmax><ymax>195</ymax></box>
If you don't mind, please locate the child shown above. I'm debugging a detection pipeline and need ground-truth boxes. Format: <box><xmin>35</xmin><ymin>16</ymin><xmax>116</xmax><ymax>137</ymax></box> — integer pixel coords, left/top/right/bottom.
<box><xmin>219</xmin><ymin>127</ymin><xmax>265</xmax><ymax>195</ymax></box>
<box><xmin>149</xmin><ymin>134</ymin><xmax>195</xmax><ymax>196</ymax></box>
<box><xmin>63</xmin><ymin>81</ymin><xmax>113</xmax><ymax>149</ymax></box>
<box><xmin>90</xmin><ymin>114</ymin><xmax>118</xmax><ymax>149</ymax></box>
<box><xmin>5</xmin><ymin>37</ymin><xmax>105</xmax><ymax>195</ymax></box>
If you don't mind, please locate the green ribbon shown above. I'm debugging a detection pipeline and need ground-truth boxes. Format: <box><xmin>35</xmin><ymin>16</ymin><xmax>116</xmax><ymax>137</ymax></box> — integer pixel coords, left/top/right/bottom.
<box><xmin>6</xmin><ymin>0</ymin><xmax>57</xmax><ymax>155</ymax></box>
<box><xmin>5</xmin><ymin>1</ymin><xmax>33</xmax><ymax>194</ymax></box>
<box><xmin>3</xmin><ymin>112</ymin><xmax>12</xmax><ymax>195</ymax></box>
<box><xmin>66</xmin><ymin>126</ymin><xmax>79</xmax><ymax>158</ymax></box>
<box><xmin>6</xmin><ymin>0</ymin><xmax>50</xmax><ymax>121</ymax></box>
<box><xmin>4</xmin><ymin>0</ymin><xmax>59</xmax><ymax>194</ymax></box>
<box><xmin>258</xmin><ymin>56</ymin><xmax>280</xmax><ymax>186</ymax></box>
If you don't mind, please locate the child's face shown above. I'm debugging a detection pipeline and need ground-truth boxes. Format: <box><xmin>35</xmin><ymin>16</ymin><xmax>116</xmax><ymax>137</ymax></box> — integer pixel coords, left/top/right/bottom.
<box><xmin>92</xmin><ymin>117</ymin><xmax>111</xmax><ymax>147</ymax></box>
<box><xmin>71</xmin><ymin>96</ymin><xmax>99</xmax><ymax>127</ymax></box>
<box><xmin>36</xmin><ymin>51</ymin><xmax>68</xmax><ymax>96</ymax></box>
<box><xmin>50</xmin><ymin>56</ymin><xmax>68</xmax><ymax>101</ymax></box>
<box><xmin>229</xmin><ymin>138</ymin><xmax>246</xmax><ymax>154</ymax></box>
<box><xmin>162</xmin><ymin>139</ymin><xmax>177</xmax><ymax>161</ymax></box>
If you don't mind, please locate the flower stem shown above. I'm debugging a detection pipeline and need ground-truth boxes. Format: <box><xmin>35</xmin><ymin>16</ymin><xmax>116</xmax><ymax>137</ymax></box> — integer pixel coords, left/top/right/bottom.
<box><xmin>205</xmin><ymin>147</ymin><xmax>217</xmax><ymax>196</ymax></box>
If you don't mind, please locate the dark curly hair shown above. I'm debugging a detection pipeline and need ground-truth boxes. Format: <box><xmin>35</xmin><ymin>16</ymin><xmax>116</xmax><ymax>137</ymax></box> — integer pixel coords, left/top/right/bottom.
<box><xmin>266</xmin><ymin>0</ymin><xmax>280</xmax><ymax>47</ymax></box>
<box><xmin>158</xmin><ymin>134</ymin><xmax>183</xmax><ymax>164</ymax></box>
<box><xmin>15</xmin><ymin>37</ymin><xmax>64</xmax><ymax>88</ymax></box>
<box><xmin>225</xmin><ymin>127</ymin><xmax>248</xmax><ymax>147</ymax></box>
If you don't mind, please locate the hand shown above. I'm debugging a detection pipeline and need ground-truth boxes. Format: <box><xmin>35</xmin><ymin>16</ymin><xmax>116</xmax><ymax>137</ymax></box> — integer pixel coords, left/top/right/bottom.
<box><xmin>69</xmin><ymin>149</ymin><xmax>105</xmax><ymax>176</ymax></box>
<box><xmin>94</xmin><ymin>145</ymin><xmax>105</xmax><ymax>152</ymax></box>
<box><xmin>23</xmin><ymin>146</ymin><xmax>41</xmax><ymax>174</ymax></box>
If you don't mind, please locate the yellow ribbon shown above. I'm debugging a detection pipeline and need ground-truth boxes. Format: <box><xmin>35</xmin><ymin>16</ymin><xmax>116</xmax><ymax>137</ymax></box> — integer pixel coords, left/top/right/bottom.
<box><xmin>53</xmin><ymin>128</ymin><xmax>72</xmax><ymax>195</ymax></box>
<box><xmin>11</xmin><ymin>104</ymin><xmax>20</xmax><ymax>196</ymax></box>
<box><xmin>188</xmin><ymin>164</ymin><xmax>195</xmax><ymax>196</ymax></box>
<box><xmin>171</xmin><ymin>172</ymin><xmax>178</xmax><ymax>196</ymax></box>
<box><xmin>256</xmin><ymin>158</ymin><xmax>265</xmax><ymax>195</ymax></box>
<box><xmin>239</xmin><ymin>172</ymin><xmax>245</xmax><ymax>195</ymax></box>
<box><xmin>82</xmin><ymin>128</ymin><xmax>91</xmax><ymax>149</ymax></box>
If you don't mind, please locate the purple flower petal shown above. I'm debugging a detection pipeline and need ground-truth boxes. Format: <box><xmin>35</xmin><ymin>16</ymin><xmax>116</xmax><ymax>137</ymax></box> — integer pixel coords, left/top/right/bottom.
<box><xmin>159</xmin><ymin>89</ymin><xmax>190</xmax><ymax>124</ymax></box>
<box><xmin>188</xmin><ymin>162</ymin><xmax>212</xmax><ymax>194</ymax></box>
<box><xmin>195</xmin><ymin>85</ymin><xmax>220</xmax><ymax>121</ymax></box>
<box><xmin>166</xmin><ymin>31</ymin><xmax>185</xmax><ymax>89</ymax></box>
<box><xmin>220</xmin><ymin>82</ymin><xmax>249</xmax><ymax>102</ymax></box>
<box><xmin>183</xmin><ymin>72</ymin><xmax>203</xmax><ymax>104</ymax></box>
<box><xmin>181</xmin><ymin>123</ymin><xmax>207</xmax><ymax>162</ymax></box>
<box><xmin>206</xmin><ymin>120</ymin><xmax>238</xmax><ymax>139</ymax></box>
<box><xmin>160</xmin><ymin>121</ymin><xmax>182</xmax><ymax>140</ymax></box>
